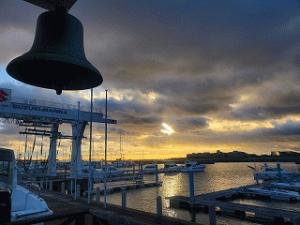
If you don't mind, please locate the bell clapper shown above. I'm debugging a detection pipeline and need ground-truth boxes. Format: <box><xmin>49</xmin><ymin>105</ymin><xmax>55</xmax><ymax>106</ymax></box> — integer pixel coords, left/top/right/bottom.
<box><xmin>56</xmin><ymin>89</ymin><xmax>62</xmax><ymax>95</ymax></box>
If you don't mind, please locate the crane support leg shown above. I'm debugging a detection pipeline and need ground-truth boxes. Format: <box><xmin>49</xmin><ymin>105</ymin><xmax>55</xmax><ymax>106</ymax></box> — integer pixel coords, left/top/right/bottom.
<box><xmin>70</xmin><ymin>121</ymin><xmax>86</xmax><ymax>178</ymax></box>
<box><xmin>47</xmin><ymin>123</ymin><xmax>59</xmax><ymax>176</ymax></box>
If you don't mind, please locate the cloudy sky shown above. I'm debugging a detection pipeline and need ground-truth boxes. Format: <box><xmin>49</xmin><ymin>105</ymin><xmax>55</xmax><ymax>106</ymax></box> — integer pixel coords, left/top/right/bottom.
<box><xmin>1</xmin><ymin>0</ymin><xmax>300</xmax><ymax>160</ymax></box>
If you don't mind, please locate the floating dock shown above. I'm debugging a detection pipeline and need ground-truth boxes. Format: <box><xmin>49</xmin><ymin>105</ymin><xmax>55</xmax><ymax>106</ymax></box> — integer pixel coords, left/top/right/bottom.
<box><xmin>169</xmin><ymin>184</ymin><xmax>300</xmax><ymax>225</ymax></box>
<box><xmin>86</xmin><ymin>180</ymin><xmax>162</xmax><ymax>195</ymax></box>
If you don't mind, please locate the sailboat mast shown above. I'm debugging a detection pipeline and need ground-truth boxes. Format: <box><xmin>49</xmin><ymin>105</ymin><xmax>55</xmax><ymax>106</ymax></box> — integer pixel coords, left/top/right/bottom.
<box><xmin>120</xmin><ymin>132</ymin><xmax>122</xmax><ymax>160</ymax></box>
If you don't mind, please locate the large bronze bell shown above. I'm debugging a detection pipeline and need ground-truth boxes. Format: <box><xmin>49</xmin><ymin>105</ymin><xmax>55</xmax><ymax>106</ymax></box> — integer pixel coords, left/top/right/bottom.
<box><xmin>6</xmin><ymin>10</ymin><xmax>103</xmax><ymax>95</ymax></box>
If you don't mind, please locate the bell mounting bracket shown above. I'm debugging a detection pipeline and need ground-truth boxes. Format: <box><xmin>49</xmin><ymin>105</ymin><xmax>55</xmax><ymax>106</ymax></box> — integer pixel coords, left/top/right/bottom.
<box><xmin>22</xmin><ymin>0</ymin><xmax>77</xmax><ymax>11</ymax></box>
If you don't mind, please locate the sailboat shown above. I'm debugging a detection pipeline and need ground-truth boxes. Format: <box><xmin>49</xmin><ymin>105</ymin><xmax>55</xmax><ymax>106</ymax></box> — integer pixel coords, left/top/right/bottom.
<box><xmin>0</xmin><ymin>148</ymin><xmax>52</xmax><ymax>222</ymax></box>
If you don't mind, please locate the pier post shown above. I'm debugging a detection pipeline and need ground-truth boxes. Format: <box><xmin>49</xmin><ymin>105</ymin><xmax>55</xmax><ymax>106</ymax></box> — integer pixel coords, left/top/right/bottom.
<box><xmin>255</xmin><ymin>176</ymin><xmax>259</xmax><ymax>184</ymax></box>
<box><xmin>141</xmin><ymin>163</ymin><xmax>144</xmax><ymax>184</ymax></box>
<box><xmin>49</xmin><ymin>180</ymin><xmax>53</xmax><ymax>191</ymax></box>
<box><xmin>190</xmin><ymin>210</ymin><xmax>196</xmax><ymax>223</ymax></box>
<box><xmin>61</xmin><ymin>182</ymin><xmax>65</xmax><ymax>194</ymax></box>
<box><xmin>156</xmin><ymin>196</ymin><xmax>163</xmax><ymax>216</ymax></box>
<box><xmin>155</xmin><ymin>164</ymin><xmax>159</xmax><ymax>184</ymax></box>
<box><xmin>121</xmin><ymin>188</ymin><xmax>127</xmax><ymax>209</ymax></box>
<box><xmin>133</xmin><ymin>164</ymin><xmax>135</xmax><ymax>176</ymax></box>
<box><xmin>277</xmin><ymin>163</ymin><xmax>282</xmax><ymax>180</ymax></box>
<box><xmin>39</xmin><ymin>180</ymin><xmax>43</xmax><ymax>190</ymax></box>
<box><xmin>76</xmin><ymin>184</ymin><xmax>81</xmax><ymax>198</ymax></box>
<box><xmin>70</xmin><ymin>179</ymin><xmax>73</xmax><ymax>195</ymax></box>
<box><xmin>188</xmin><ymin>171</ymin><xmax>195</xmax><ymax>201</ymax></box>
<box><xmin>209</xmin><ymin>204</ymin><xmax>216</xmax><ymax>225</ymax></box>
<box><xmin>45</xmin><ymin>178</ymin><xmax>48</xmax><ymax>190</ymax></box>
<box><xmin>96</xmin><ymin>187</ymin><xmax>100</xmax><ymax>207</ymax></box>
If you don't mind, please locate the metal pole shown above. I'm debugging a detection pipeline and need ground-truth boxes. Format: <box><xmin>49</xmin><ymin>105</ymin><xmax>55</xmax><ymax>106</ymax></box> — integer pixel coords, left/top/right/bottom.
<box><xmin>121</xmin><ymin>188</ymin><xmax>127</xmax><ymax>209</ymax></box>
<box><xmin>155</xmin><ymin>164</ymin><xmax>159</xmax><ymax>184</ymax></box>
<box><xmin>189</xmin><ymin>171</ymin><xmax>195</xmax><ymax>202</ymax></box>
<box><xmin>104</xmin><ymin>89</ymin><xmax>108</xmax><ymax>208</ymax></box>
<box><xmin>74</xmin><ymin>101</ymin><xmax>80</xmax><ymax>200</ymax></box>
<box><xmin>156</xmin><ymin>196</ymin><xmax>162</xmax><ymax>216</ymax></box>
<box><xmin>96</xmin><ymin>187</ymin><xmax>100</xmax><ymax>207</ymax></box>
<box><xmin>209</xmin><ymin>204</ymin><xmax>217</xmax><ymax>225</ymax></box>
<box><xmin>88</xmin><ymin>88</ymin><xmax>94</xmax><ymax>204</ymax></box>
<box><xmin>120</xmin><ymin>132</ymin><xmax>123</xmax><ymax>161</ymax></box>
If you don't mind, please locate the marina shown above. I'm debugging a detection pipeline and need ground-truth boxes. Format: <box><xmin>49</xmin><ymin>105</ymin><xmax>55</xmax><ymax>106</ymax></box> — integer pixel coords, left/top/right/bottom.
<box><xmin>2</xmin><ymin>0</ymin><xmax>300</xmax><ymax>225</ymax></box>
<box><xmin>4</xmin><ymin>137</ymin><xmax>300</xmax><ymax>225</ymax></box>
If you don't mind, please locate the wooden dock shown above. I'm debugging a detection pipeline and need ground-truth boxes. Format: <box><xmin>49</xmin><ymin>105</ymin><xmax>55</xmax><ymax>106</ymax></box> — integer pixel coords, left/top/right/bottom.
<box><xmin>32</xmin><ymin>190</ymin><xmax>199</xmax><ymax>225</ymax></box>
<box><xmin>24</xmin><ymin>174</ymin><xmax>154</xmax><ymax>194</ymax></box>
<box><xmin>169</xmin><ymin>184</ymin><xmax>300</xmax><ymax>224</ymax></box>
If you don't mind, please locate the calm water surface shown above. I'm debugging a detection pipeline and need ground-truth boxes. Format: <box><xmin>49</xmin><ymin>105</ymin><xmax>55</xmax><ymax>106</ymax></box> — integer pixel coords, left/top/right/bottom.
<box><xmin>97</xmin><ymin>162</ymin><xmax>299</xmax><ymax>225</ymax></box>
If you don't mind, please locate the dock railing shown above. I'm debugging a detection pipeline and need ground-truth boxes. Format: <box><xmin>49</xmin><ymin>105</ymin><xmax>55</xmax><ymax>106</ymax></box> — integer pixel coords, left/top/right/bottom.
<box><xmin>5</xmin><ymin>209</ymin><xmax>113</xmax><ymax>225</ymax></box>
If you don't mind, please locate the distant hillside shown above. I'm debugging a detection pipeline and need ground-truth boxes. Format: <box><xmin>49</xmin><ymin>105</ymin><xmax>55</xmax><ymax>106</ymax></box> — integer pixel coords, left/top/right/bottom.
<box><xmin>186</xmin><ymin>150</ymin><xmax>300</xmax><ymax>163</ymax></box>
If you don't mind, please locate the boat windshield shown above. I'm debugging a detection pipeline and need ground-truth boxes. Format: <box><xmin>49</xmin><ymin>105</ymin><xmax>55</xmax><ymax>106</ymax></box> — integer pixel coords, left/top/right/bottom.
<box><xmin>0</xmin><ymin>149</ymin><xmax>15</xmax><ymax>190</ymax></box>
<box><xmin>265</xmin><ymin>168</ymin><xmax>282</xmax><ymax>172</ymax></box>
<box><xmin>0</xmin><ymin>160</ymin><xmax>13</xmax><ymax>189</ymax></box>
<box><xmin>0</xmin><ymin>160</ymin><xmax>10</xmax><ymax>176</ymax></box>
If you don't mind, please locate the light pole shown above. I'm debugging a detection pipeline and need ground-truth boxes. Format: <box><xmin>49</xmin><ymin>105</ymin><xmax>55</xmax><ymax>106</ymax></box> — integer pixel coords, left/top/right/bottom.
<box><xmin>74</xmin><ymin>101</ymin><xmax>80</xmax><ymax>200</ymax></box>
<box><xmin>104</xmin><ymin>89</ymin><xmax>108</xmax><ymax>208</ymax></box>
<box><xmin>88</xmin><ymin>88</ymin><xmax>93</xmax><ymax>204</ymax></box>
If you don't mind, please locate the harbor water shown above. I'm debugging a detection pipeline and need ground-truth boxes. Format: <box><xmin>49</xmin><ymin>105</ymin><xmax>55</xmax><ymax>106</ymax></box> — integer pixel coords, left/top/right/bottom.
<box><xmin>99</xmin><ymin>162</ymin><xmax>299</xmax><ymax>225</ymax></box>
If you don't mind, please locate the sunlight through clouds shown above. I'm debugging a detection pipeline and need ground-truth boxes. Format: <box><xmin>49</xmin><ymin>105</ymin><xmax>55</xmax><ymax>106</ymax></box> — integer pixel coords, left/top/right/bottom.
<box><xmin>161</xmin><ymin>123</ymin><xmax>175</xmax><ymax>136</ymax></box>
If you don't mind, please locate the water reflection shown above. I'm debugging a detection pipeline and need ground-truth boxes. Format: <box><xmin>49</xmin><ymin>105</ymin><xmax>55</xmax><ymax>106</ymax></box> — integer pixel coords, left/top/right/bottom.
<box><xmin>104</xmin><ymin>162</ymin><xmax>298</xmax><ymax>225</ymax></box>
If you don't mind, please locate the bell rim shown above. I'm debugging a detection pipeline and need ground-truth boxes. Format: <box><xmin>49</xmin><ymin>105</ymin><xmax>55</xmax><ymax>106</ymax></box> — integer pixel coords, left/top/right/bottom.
<box><xmin>6</xmin><ymin>52</ymin><xmax>103</xmax><ymax>91</ymax></box>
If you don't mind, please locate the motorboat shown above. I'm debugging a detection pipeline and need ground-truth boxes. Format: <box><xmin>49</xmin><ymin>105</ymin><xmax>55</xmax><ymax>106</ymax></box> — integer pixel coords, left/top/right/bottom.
<box><xmin>112</xmin><ymin>160</ymin><xmax>134</xmax><ymax>168</ymax></box>
<box><xmin>181</xmin><ymin>160</ymin><xmax>205</xmax><ymax>172</ymax></box>
<box><xmin>244</xmin><ymin>186</ymin><xmax>300</xmax><ymax>202</ymax></box>
<box><xmin>143</xmin><ymin>163</ymin><xmax>158</xmax><ymax>173</ymax></box>
<box><xmin>101</xmin><ymin>165</ymin><xmax>124</xmax><ymax>177</ymax></box>
<box><xmin>271</xmin><ymin>181</ymin><xmax>300</xmax><ymax>192</ymax></box>
<box><xmin>91</xmin><ymin>165</ymin><xmax>124</xmax><ymax>179</ymax></box>
<box><xmin>163</xmin><ymin>162</ymin><xmax>181</xmax><ymax>173</ymax></box>
<box><xmin>0</xmin><ymin>148</ymin><xmax>52</xmax><ymax>223</ymax></box>
<box><xmin>81</xmin><ymin>164</ymin><xmax>96</xmax><ymax>173</ymax></box>
<box><xmin>254</xmin><ymin>163</ymin><xmax>297</xmax><ymax>181</ymax></box>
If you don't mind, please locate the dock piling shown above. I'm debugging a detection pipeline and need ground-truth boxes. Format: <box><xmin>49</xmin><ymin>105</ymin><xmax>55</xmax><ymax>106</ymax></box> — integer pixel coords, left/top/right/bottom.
<box><xmin>70</xmin><ymin>179</ymin><xmax>73</xmax><ymax>195</ymax></box>
<box><xmin>188</xmin><ymin>171</ymin><xmax>195</xmax><ymax>201</ymax></box>
<box><xmin>45</xmin><ymin>178</ymin><xmax>48</xmax><ymax>190</ymax></box>
<box><xmin>76</xmin><ymin>184</ymin><xmax>81</xmax><ymax>198</ymax></box>
<box><xmin>133</xmin><ymin>164</ymin><xmax>136</xmax><ymax>176</ymax></box>
<box><xmin>40</xmin><ymin>180</ymin><xmax>43</xmax><ymax>190</ymax></box>
<box><xmin>122</xmin><ymin>188</ymin><xmax>127</xmax><ymax>209</ymax></box>
<box><xmin>96</xmin><ymin>187</ymin><xmax>100</xmax><ymax>207</ymax></box>
<box><xmin>155</xmin><ymin>164</ymin><xmax>159</xmax><ymax>184</ymax></box>
<box><xmin>156</xmin><ymin>196</ymin><xmax>163</xmax><ymax>216</ymax></box>
<box><xmin>49</xmin><ymin>180</ymin><xmax>53</xmax><ymax>191</ymax></box>
<box><xmin>209</xmin><ymin>204</ymin><xmax>216</xmax><ymax>225</ymax></box>
<box><xmin>61</xmin><ymin>182</ymin><xmax>65</xmax><ymax>194</ymax></box>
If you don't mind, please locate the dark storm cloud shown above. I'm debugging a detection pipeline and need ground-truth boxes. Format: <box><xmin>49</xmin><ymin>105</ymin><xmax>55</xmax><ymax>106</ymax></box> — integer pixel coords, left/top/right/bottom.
<box><xmin>172</xmin><ymin>116</ymin><xmax>209</xmax><ymax>131</ymax></box>
<box><xmin>2</xmin><ymin>0</ymin><xmax>300</xmax><ymax>154</ymax></box>
<box><xmin>230</xmin><ymin>72</ymin><xmax>300</xmax><ymax>120</ymax></box>
<box><xmin>74</xmin><ymin>0</ymin><xmax>300</xmax><ymax>82</ymax></box>
<box><xmin>71</xmin><ymin>0</ymin><xmax>300</xmax><ymax>120</ymax></box>
<box><xmin>257</xmin><ymin>121</ymin><xmax>300</xmax><ymax>136</ymax></box>
<box><xmin>216</xmin><ymin>120</ymin><xmax>300</xmax><ymax>143</ymax></box>
<box><xmin>231</xmin><ymin>104</ymin><xmax>300</xmax><ymax>120</ymax></box>
<box><xmin>2</xmin><ymin>0</ymin><xmax>300</xmax><ymax>114</ymax></box>
<box><xmin>94</xmin><ymin>96</ymin><xmax>162</xmax><ymax>127</ymax></box>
